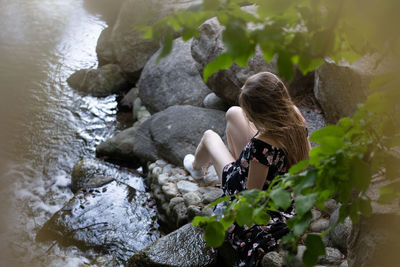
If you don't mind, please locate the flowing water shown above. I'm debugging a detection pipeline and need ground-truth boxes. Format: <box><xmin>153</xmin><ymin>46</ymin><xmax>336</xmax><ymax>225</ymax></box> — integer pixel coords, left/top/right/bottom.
<box><xmin>0</xmin><ymin>0</ymin><xmax>156</xmax><ymax>265</ymax></box>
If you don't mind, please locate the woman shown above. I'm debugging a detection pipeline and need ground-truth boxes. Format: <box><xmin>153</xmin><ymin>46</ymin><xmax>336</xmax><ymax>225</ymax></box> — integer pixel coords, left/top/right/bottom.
<box><xmin>184</xmin><ymin>72</ymin><xmax>311</xmax><ymax>266</ymax></box>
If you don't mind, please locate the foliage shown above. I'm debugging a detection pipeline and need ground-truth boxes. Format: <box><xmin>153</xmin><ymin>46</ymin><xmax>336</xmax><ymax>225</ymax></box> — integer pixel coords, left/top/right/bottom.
<box><xmin>144</xmin><ymin>0</ymin><xmax>400</xmax><ymax>266</ymax></box>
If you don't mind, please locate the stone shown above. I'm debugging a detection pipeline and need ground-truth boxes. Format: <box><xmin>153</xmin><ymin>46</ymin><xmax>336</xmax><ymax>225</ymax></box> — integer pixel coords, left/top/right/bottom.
<box><xmin>187</xmin><ymin>205</ymin><xmax>203</xmax><ymax>220</ymax></box>
<box><xmin>67</xmin><ymin>64</ymin><xmax>130</xmax><ymax>96</ymax></box>
<box><xmin>36</xmin><ymin>179</ymin><xmax>160</xmax><ymax>263</ymax></box>
<box><xmin>110</xmin><ymin>0</ymin><xmax>202</xmax><ymax>81</ymax></box>
<box><xmin>191</xmin><ymin>17</ymin><xmax>277</xmax><ymax>105</ymax></box>
<box><xmin>317</xmin><ymin>247</ymin><xmax>343</xmax><ymax>266</ymax></box>
<box><xmin>311</xmin><ymin>209</ymin><xmax>322</xmax><ymax>221</ymax></box>
<box><xmin>261</xmin><ymin>251</ymin><xmax>283</xmax><ymax>267</ymax></box>
<box><xmin>183</xmin><ymin>191</ymin><xmax>202</xmax><ymax>206</ymax></box>
<box><xmin>313</xmin><ymin>54</ymin><xmax>393</xmax><ymax>123</ymax></box>
<box><xmin>310</xmin><ymin>218</ymin><xmax>330</xmax><ymax>232</ymax></box>
<box><xmin>329</xmin><ymin>208</ymin><xmax>352</xmax><ymax>253</ymax></box>
<box><xmin>96</xmin><ymin>27</ymin><xmax>114</xmax><ymax>66</ymax></box>
<box><xmin>168</xmin><ymin>197</ymin><xmax>185</xmax><ymax>212</ymax></box>
<box><xmin>148</xmin><ymin>105</ymin><xmax>226</xmax><ymax>166</ymax></box>
<box><xmin>155</xmin><ymin>159</ymin><xmax>168</xmax><ymax>168</ymax></box>
<box><xmin>323</xmin><ymin>199</ymin><xmax>338</xmax><ymax>215</ymax></box>
<box><xmin>138</xmin><ymin>38</ymin><xmax>211</xmax><ymax>114</ymax></box>
<box><xmin>132</xmin><ymin>118</ymin><xmax>159</xmax><ymax>163</ymax></box>
<box><xmin>96</xmin><ymin>126</ymin><xmax>139</xmax><ymax>164</ymax></box>
<box><xmin>203</xmin><ymin>165</ymin><xmax>219</xmax><ymax>184</ymax></box>
<box><xmin>157</xmin><ymin>173</ymin><xmax>169</xmax><ymax>186</ymax></box>
<box><xmin>162</xmin><ymin>183</ymin><xmax>178</xmax><ymax>200</ymax></box>
<box><xmin>299</xmin><ymin>108</ymin><xmax>326</xmax><ymax>138</ymax></box>
<box><xmin>177</xmin><ymin>180</ymin><xmax>199</xmax><ymax>194</ymax></box>
<box><xmin>132</xmin><ymin>98</ymin><xmax>142</xmax><ymax>121</ymax></box>
<box><xmin>283</xmin><ymin>245</ymin><xmax>306</xmax><ymax>267</ymax></box>
<box><xmin>339</xmin><ymin>260</ymin><xmax>348</xmax><ymax>267</ymax></box>
<box><xmin>70</xmin><ymin>158</ymin><xmax>144</xmax><ymax>193</ymax></box>
<box><xmin>202</xmin><ymin>188</ymin><xmax>224</xmax><ymax>204</ymax></box>
<box><xmin>127</xmin><ymin>223</ymin><xmax>216</xmax><ymax>266</ymax></box>
<box><xmin>168</xmin><ymin>174</ymin><xmax>187</xmax><ymax>182</ymax></box>
<box><xmin>171</xmin><ymin>202</ymin><xmax>188</xmax><ymax>228</ymax></box>
<box><xmin>203</xmin><ymin>92</ymin><xmax>229</xmax><ymax>111</ymax></box>
<box><xmin>118</xmin><ymin>87</ymin><xmax>138</xmax><ymax>111</ymax></box>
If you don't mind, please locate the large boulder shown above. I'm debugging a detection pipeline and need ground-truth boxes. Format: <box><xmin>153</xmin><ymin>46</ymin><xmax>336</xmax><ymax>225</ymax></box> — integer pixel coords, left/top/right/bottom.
<box><xmin>138</xmin><ymin>38</ymin><xmax>211</xmax><ymax>114</ymax></box>
<box><xmin>146</xmin><ymin>105</ymin><xmax>226</xmax><ymax>166</ymax></box>
<box><xmin>347</xmin><ymin>180</ymin><xmax>400</xmax><ymax>267</ymax></box>
<box><xmin>67</xmin><ymin>64</ymin><xmax>130</xmax><ymax>96</ymax></box>
<box><xmin>96</xmin><ymin>27</ymin><xmax>115</xmax><ymax>66</ymax></box>
<box><xmin>127</xmin><ymin>223</ymin><xmax>216</xmax><ymax>267</ymax></box>
<box><xmin>36</xmin><ymin>178</ymin><xmax>160</xmax><ymax>263</ymax></box>
<box><xmin>108</xmin><ymin>0</ymin><xmax>202</xmax><ymax>81</ymax></box>
<box><xmin>191</xmin><ymin>17</ymin><xmax>277</xmax><ymax>105</ymax></box>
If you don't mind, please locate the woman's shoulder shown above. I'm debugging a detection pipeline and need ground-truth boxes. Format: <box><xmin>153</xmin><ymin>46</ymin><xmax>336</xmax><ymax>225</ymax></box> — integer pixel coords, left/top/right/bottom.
<box><xmin>252</xmin><ymin>133</ymin><xmax>283</xmax><ymax>151</ymax></box>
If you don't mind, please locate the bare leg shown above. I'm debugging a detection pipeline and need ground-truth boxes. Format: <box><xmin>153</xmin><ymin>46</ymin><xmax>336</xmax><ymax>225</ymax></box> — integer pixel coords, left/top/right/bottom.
<box><xmin>225</xmin><ymin>106</ymin><xmax>257</xmax><ymax>158</ymax></box>
<box><xmin>193</xmin><ymin>130</ymin><xmax>235</xmax><ymax>180</ymax></box>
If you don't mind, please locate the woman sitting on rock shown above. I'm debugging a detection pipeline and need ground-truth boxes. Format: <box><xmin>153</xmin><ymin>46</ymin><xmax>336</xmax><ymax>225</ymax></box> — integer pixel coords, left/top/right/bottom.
<box><xmin>183</xmin><ymin>72</ymin><xmax>311</xmax><ymax>266</ymax></box>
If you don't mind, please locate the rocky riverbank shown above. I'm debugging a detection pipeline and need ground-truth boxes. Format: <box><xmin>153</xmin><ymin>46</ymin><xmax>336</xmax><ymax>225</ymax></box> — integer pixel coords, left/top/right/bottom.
<box><xmin>36</xmin><ymin>0</ymin><xmax>397</xmax><ymax>266</ymax></box>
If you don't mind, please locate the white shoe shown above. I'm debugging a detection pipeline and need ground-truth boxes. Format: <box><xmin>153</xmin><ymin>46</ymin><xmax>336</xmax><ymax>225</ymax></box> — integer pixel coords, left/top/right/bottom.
<box><xmin>183</xmin><ymin>154</ymin><xmax>204</xmax><ymax>180</ymax></box>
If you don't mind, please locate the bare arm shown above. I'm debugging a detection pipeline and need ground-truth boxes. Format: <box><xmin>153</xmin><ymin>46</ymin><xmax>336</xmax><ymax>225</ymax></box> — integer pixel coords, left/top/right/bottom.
<box><xmin>247</xmin><ymin>160</ymin><xmax>269</xmax><ymax>190</ymax></box>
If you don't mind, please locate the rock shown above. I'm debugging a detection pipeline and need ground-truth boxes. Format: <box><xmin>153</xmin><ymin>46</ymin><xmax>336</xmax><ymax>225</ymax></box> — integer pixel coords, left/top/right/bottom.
<box><xmin>317</xmin><ymin>247</ymin><xmax>343</xmax><ymax>265</ymax></box>
<box><xmin>329</xmin><ymin>208</ymin><xmax>352</xmax><ymax>253</ymax></box>
<box><xmin>132</xmin><ymin>118</ymin><xmax>159</xmax><ymax>163</ymax></box>
<box><xmin>138</xmin><ymin>38</ymin><xmax>211</xmax><ymax>114</ymax></box>
<box><xmin>187</xmin><ymin>205</ymin><xmax>203</xmax><ymax>220</ymax></box>
<box><xmin>127</xmin><ymin>223</ymin><xmax>216</xmax><ymax>266</ymax></box>
<box><xmin>313</xmin><ymin>54</ymin><xmax>392</xmax><ymax>123</ymax></box>
<box><xmin>157</xmin><ymin>173</ymin><xmax>169</xmax><ymax>186</ymax></box>
<box><xmin>36</xmin><ymin>179</ymin><xmax>160</xmax><ymax>262</ymax></box>
<box><xmin>202</xmin><ymin>188</ymin><xmax>224</xmax><ymax>204</ymax></box>
<box><xmin>168</xmin><ymin>197</ymin><xmax>185</xmax><ymax>213</ymax></box>
<box><xmin>310</xmin><ymin>218</ymin><xmax>329</xmax><ymax>232</ymax></box>
<box><xmin>299</xmin><ymin>108</ymin><xmax>326</xmax><ymax>137</ymax></box>
<box><xmin>170</xmin><ymin>202</ymin><xmax>188</xmax><ymax>228</ymax></box>
<box><xmin>67</xmin><ymin>64</ymin><xmax>130</xmax><ymax>96</ymax></box>
<box><xmin>162</xmin><ymin>183</ymin><xmax>178</xmax><ymax>200</ymax></box>
<box><xmin>311</xmin><ymin>209</ymin><xmax>322</xmax><ymax>221</ymax></box>
<box><xmin>261</xmin><ymin>251</ymin><xmax>283</xmax><ymax>267</ymax></box>
<box><xmin>339</xmin><ymin>260</ymin><xmax>348</xmax><ymax>267</ymax></box>
<box><xmin>70</xmin><ymin>158</ymin><xmax>144</xmax><ymax>193</ymax></box>
<box><xmin>203</xmin><ymin>92</ymin><xmax>229</xmax><ymax>111</ymax></box>
<box><xmin>96</xmin><ymin>126</ymin><xmax>139</xmax><ymax>164</ymax></box>
<box><xmin>110</xmin><ymin>0</ymin><xmax>203</xmax><ymax>81</ymax></box>
<box><xmin>118</xmin><ymin>87</ymin><xmax>138</xmax><ymax>111</ymax></box>
<box><xmin>323</xmin><ymin>199</ymin><xmax>338</xmax><ymax>215</ymax></box>
<box><xmin>177</xmin><ymin>180</ymin><xmax>199</xmax><ymax>194</ymax></box>
<box><xmin>191</xmin><ymin>17</ymin><xmax>278</xmax><ymax>105</ymax></box>
<box><xmin>96</xmin><ymin>27</ymin><xmax>114</xmax><ymax>66</ymax></box>
<box><xmin>148</xmin><ymin>105</ymin><xmax>226</xmax><ymax>166</ymax></box>
<box><xmin>347</xmin><ymin>180</ymin><xmax>400</xmax><ymax>267</ymax></box>
<box><xmin>203</xmin><ymin>165</ymin><xmax>219</xmax><ymax>184</ymax></box>
<box><xmin>183</xmin><ymin>191</ymin><xmax>202</xmax><ymax>206</ymax></box>
<box><xmin>283</xmin><ymin>245</ymin><xmax>306</xmax><ymax>267</ymax></box>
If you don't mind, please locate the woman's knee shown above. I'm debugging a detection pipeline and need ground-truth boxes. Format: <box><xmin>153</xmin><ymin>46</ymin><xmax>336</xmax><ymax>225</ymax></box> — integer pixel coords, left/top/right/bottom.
<box><xmin>226</xmin><ymin>106</ymin><xmax>245</xmax><ymax>124</ymax></box>
<box><xmin>202</xmin><ymin>129</ymin><xmax>221</xmax><ymax>145</ymax></box>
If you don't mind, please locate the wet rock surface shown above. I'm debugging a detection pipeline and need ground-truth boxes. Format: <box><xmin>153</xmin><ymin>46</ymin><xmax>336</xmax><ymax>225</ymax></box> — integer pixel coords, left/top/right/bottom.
<box><xmin>66</xmin><ymin>64</ymin><xmax>130</xmax><ymax>96</ymax></box>
<box><xmin>36</xmin><ymin>178</ymin><xmax>160</xmax><ymax>263</ymax></box>
<box><xmin>127</xmin><ymin>223</ymin><xmax>216</xmax><ymax>267</ymax></box>
<box><xmin>138</xmin><ymin>38</ymin><xmax>211</xmax><ymax>114</ymax></box>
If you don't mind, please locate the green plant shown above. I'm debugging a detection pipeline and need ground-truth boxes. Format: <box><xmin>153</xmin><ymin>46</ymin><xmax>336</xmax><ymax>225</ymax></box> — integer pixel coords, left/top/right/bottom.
<box><xmin>143</xmin><ymin>0</ymin><xmax>400</xmax><ymax>266</ymax></box>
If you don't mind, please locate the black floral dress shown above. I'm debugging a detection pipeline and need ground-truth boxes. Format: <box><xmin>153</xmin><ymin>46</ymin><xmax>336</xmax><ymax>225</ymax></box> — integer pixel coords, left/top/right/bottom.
<box><xmin>216</xmin><ymin>136</ymin><xmax>295</xmax><ymax>267</ymax></box>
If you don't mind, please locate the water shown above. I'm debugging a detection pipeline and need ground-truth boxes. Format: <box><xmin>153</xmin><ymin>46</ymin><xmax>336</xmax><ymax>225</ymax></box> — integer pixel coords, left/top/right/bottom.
<box><xmin>0</xmin><ymin>0</ymin><xmax>157</xmax><ymax>265</ymax></box>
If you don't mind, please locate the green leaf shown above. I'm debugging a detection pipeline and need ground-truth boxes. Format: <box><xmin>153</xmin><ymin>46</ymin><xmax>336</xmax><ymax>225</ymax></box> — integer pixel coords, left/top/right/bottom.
<box><xmin>289</xmin><ymin>160</ymin><xmax>309</xmax><ymax>174</ymax></box>
<box><xmin>220</xmin><ymin>214</ymin><xmax>235</xmax><ymax>229</ymax></box>
<box><xmin>358</xmin><ymin>198</ymin><xmax>372</xmax><ymax>217</ymax></box>
<box><xmin>205</xmin><ymin>195</ymin><xmax>230</xmax><ymax>210</ymax></box>
<box><xmin>303</xmin><ymin>234</ymin><xmax>326</xmax><ymax>267</ymax></box>
<box><xmin>293</xmin><ymin>212</ymin><xmax>312</xmax><ymax>236</ymax></box>
<box><xmin>293</xmin><ymin>169</ymin><xmax>317</xmax><ymax>195</ymax></box>
<box><xmin>203</xmin><ymin>53</ymin><xmax>234</xmax><ymax>82</ymax></box>
<box><xmin>253</xmin><ymin>206</ymin><xmax>270</xmax><ymax>225</ymax></box>
<box><xmin>236</xmin><ymin>204</ymin><xmax>254</xmax><ymax>226</ymax></box>
<box><xmin>310</xmin><ymin>125</ymin><xmax>345</xmax><ymax>142</ymax></box>
<box><xmin>277</xmin><ymin>51</ymin><xmax>295</xmax><ymax>81</ymax></box>
<box><xmin>350</xmin><ymin>158</ymin><xmax>371</xmax><ymax>192</ymax></box>
<box><xmin>295</xmin><ymin>193</ymin><xmax>318</xmax><ymax>216</ymax></box>
<box><xmin>241</xmin><ymin>189</ymin><xmax>263</xmax><ymax>203</ymax></box>
<box><xmin>192</xmin><ymin>215</ymin><xmax>212</xmax><ymax>226</ymax></box>
<box><xmin>204</xmin><ymin>221</ymin><xmax>225</xmax><ymax>248</ymax></box>
<box><xmin>157</xmin><ymin>27</ymin><xmax>173</xmax><ymax>62</ymax></box>
<box><xmin>270</xmin><ymin>188</ymin><xmax>292</xmax><ymax>210</ymax></box>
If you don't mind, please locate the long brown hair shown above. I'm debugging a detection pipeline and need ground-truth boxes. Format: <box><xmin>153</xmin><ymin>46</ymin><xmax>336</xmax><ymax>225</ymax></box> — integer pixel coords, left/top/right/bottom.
<box><xmin>239</xmin><ymin>72</ymin><xmax>309</xmax><ymax>167</ymax></box>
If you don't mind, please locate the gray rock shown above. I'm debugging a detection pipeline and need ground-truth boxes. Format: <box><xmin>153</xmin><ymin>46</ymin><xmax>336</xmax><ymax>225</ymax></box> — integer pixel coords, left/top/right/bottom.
<box><xmin>127</xmin><ymin>223</ymin><xmax>216</xmax><ymax>266</ymax></box>
<box><xmin>339</xmin><ymin>260</ymin><xmax>348</xmax><ymax>267</ymax></box>
<box><xmin>284</xmin><ymin>245</ymin><xmax>306</xmax><ymax>267</ymax></box>
<box><xmin>202</xmin><ymin>188</ymin><xmax>224</xmax><ymax>204</ymax></box>
<box><xmin>261</xmin><ymin>251</ymin><xmax>283</xmax><ymax>267</ymax></box>
<box><xmin>317</xmin><ymin>247</ymin><xmax>343</xmax><ymax>265</ymax></box>
<box><xmin>36</xmin><ymin>179</ymin><xmax>160</xmax><ymax>262</ymax></box>
<box><xmin>96</xmin><ymin>126</ymin><xmax>138</xmax><ymax>164</ymax></box>
<box><xmin>183</xmin><ymin>191</ymin><xmax>202</xmax><ymax>206</ymax></box>
<box><xmin>71</xmin><ymin>158</ymin><xmax>144</xmax><ymax>193</ymax></box>
<box><xmin>132</xmin><ymin>118</ymin><xmax>159</xmax><ymax>163</ymax></box>
<box><xmin>110</xmin><ymin>0</ymin><xmax>202</xmax><ymax>81</ymax></box>
<box><xmin>67</xmin><ymin>64</ymin><xmax>130</xmax><ymax>96</ymax></box>
<box><xmin>119</xmin><ymin>87</ymin><xmax>138</xmax><ymax>111</ymax></box>
<box><xmin>138</xmin><ymin>38</ymin><xmax>211</xmax><ymax>114</ymax></box>
<box><xmin>96</xmin><ymin>27</ymin><xmax>114</xmax><ymax>66</ymax></box>
<box><xmin>170</xmin><ymin>202</ymin><xmax>188</xmax><ymax>228</ymax></box>
<box><xmin>311</xmin><ymin>209</ymin><xmax>322</xmax><ymax>221</ymax></box>
<box><xmin>168</xmin><ymin>197</ymin><xmax>185</xmax><ymax>213</ymax></box>
<box><xmin>157</xmin><ymin>173</ymin><xmax>169</xmax><ymax>186</ymax></box>
<box><xmin>203</xmin><ymin>93</ymin><xmax>229</xmax><ymax>111</ymax></box>
<box><xmin>187</xmin><ymin>205</ymin><xmax>203</xmax><ymax>220</ymax></box>
<box><xmin>299</xmin><ymin>108</ymin><xmax>326</xmax><ymax>138</ymax></box>
<box><xmin>191</xmin><ymin>17</ymin><xmax>277</xmax><ymax>105</ymax></box>
<box><xmin>329</xmin><ymin>208</ymin><xmax>352</xmax><ymax>253</ymax></box>
<box><xmin>323</xmin><ymin>199</ymin><xmax>339</xmax><ymax>215</ymax></box>
<box><xmin>177</xmin><ymin>180</ymin><xmax>199</xmax><ymax>194</ymax></box>
<box><xmin>149</xmin><ymin>105</ymin><xmax>226</xmax><ymax>166</ymax></box>
<box><xmin>310</xmin><ymin>218</ymin><xmax>330</xmax><ymax>233</ymax></box>
<box><xmin>132</xmin><ymin>97</ymin><xmax>142</xmax><ymax>121</ymax></box>
<box><xmin>162</xmin><ymin>183</ymin><xmax>178</xmax><ymax>200</ymax></box>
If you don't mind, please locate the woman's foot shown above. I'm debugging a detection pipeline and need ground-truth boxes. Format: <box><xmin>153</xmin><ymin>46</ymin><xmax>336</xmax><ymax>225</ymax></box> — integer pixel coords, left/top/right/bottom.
<box><xmin>183</xmin><ymin>154</ymin><xmax>204</xmax><ymax>180</ymax></box>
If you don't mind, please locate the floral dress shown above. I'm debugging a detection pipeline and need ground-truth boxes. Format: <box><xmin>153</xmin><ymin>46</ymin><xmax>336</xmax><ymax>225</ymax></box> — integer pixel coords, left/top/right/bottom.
<box><xmin>217</xmin><ymin>136</ymin><xmax>295</xmax><ymax>267</ymax></box>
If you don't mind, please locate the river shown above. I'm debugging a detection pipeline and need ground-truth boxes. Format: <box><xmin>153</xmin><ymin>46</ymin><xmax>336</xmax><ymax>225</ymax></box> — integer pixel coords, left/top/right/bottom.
<box><xmin>0</xmin><ymin>0</ymin><xmax>155</xmax><ymax>265</ymax></box>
